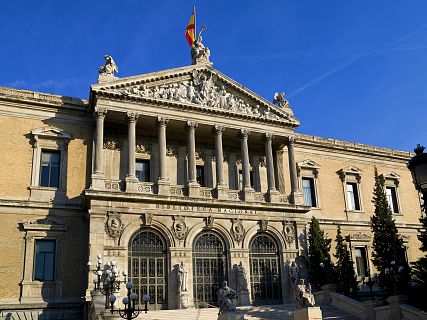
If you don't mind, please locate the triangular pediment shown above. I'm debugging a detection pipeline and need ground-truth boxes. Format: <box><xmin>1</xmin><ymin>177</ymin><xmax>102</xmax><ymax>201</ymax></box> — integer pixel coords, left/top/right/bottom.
<box><xmin>31</xmin><ymin>126</ymin><xmax>72</xmax><ymax>140</ymax></box>
<box><xmin>91</xmin><ymin>65</ymin><xmax>299</xmax><ymax>127</ymax></box>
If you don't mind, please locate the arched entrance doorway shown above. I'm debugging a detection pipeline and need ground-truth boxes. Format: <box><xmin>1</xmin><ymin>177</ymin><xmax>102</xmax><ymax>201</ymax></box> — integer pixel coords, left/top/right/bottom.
<box><xmin>128</xmin><ymin>229</ymin><xmax>167</xmax><ymax>310</ymax></box>
<box><xmin>192</xmin><ymin>231</ymin><xmax>227</xmax><ymax>307</ymax></box>
<box><xmin>249</xmin><ymin>233</ymin><xmax>282</xmax><ymax>305</ymax></box>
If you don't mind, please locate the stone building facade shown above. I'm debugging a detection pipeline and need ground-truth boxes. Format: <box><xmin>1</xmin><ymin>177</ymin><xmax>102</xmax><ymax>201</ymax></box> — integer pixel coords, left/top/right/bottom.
<box><xmin>0</xmin><ymin>52</ymin><xmax>423</xmax><ymax>316</ymax></box>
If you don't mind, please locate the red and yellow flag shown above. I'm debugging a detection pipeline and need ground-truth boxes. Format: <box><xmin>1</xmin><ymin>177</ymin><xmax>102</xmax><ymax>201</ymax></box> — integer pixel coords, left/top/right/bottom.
<box><xmin>185</xmin><ymin>7</ymin><xmax>196</xmax><ymax>47</ymax></box>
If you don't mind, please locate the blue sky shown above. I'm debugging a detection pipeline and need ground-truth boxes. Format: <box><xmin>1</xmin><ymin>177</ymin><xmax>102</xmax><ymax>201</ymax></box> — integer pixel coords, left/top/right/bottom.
<box><xmin>1</xmin><ymin>1</ymin><xmax>426</xmax><ymax>152</ymax></box>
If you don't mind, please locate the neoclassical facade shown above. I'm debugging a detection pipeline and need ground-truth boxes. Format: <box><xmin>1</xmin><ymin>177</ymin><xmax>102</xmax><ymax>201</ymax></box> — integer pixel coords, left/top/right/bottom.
<box><xmin>0</xmin><ymin>50</ymin><xmax>423</xmax><ymax>316</ymax></box>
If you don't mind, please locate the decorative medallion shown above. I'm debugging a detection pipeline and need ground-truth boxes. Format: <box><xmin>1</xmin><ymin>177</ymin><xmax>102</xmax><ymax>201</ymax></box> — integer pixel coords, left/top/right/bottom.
<box><xmin>205</xmin><ymin>216</ymin><xmax>214</xmax><ymax>230</ymax></box>
<box><xmin>283</xmin><ymin>221</ymin><xmax>296</xmax><ymax>248</ymax></box>
<box><xmin>231</xmin><ymin>219</ymin><xmax>245</xmax><ymax>244</ymax></box>
<box><xmin>259</xmin><ymin>220</ymin><xmax>268</xmax><ymax>232</ymax></box>
<box><xmin>172</xmin><ymin>216</ymin><xmax>188</xmax><ymax>241</ymax></box>
<box><xmin>105</xmin><ymin>212</ymin><xmax>124</xmax><ymax>240</ymax></box>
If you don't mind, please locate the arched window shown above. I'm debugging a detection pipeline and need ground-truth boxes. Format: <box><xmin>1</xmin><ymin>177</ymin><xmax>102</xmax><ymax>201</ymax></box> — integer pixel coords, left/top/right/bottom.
<box><xmin>128</xmin><ymin>229</ymin><xmax>167</xmax><ymax>310</ymax></box>
<box><xmin>249</xmin><ymin>233</ymin><xmax>282</xmax><ymax>305</ymax></box>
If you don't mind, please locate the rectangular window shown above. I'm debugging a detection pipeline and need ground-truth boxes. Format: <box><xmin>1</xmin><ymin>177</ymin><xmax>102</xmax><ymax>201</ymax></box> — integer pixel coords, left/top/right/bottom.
<box><xmin>386</xmin><ymin>187</ymin><xmax>399</xmax><ymax>213</ymax></box>
<box><xmin>346</xmin><ymin>182</ymin><xmax>361</xmax><ymax>211</ymax></box>
<box><xmin>354</xmin><ymin>247</ymin><xmax>368</xmax><ymax>278</ymax></box>
<box><xmin>34</xmin><ymin>240</ymin><xmax>55</xmax><ymax>281</ymax></box>
<box><xmin>238</xmin><ymin>169</ymin><xmax>254</xmax><ymax>190</ymax></box>
<box><xmin>136</xmin><ymin>160</ymin><xmax>151</xmax><ymax>182</ymax></box>
<box><xmin>39</xmin><ymin>150</ymin><xmax>60</xmax><ymax>188</ymax></box>
<box><xmin>302</xmin><ymin>177</ymin><xmax>317</xmax><ymax>207</ymax></box>
<box><xmin>196</xmin><ymin>165</ymin><xmax>205</xmax><ymax>187</ymax></box>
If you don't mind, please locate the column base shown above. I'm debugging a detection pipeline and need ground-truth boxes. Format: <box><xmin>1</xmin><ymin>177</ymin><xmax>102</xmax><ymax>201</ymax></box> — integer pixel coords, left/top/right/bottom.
<box><xmin>91</xmin><ymin>173</ymin><xmax>105</xmax><ymax>190</ymax></box>
<box><xmin>243</xmin><ymin>187</ymin><xmax>254</xmax><ymax>202</ymax></box>
<box><xmin>157</xmin><ymin>179</ymin><xmax>170</xmax><ymax>195</ymax></box>
<box><xmin>267</xmin><ymin>189</ymin><xmax>281</xmax><ymax>203</ymax></box>
<box><xmin>187</xmin><ymin>182</ymin><xmax>200</xmax><ymax>197</ymax></box>
<box><xmin>125</xmin><ymin>176</ymin><xmax>139</xmax><ymax>192</ymax></box>
<box><xmin>291</xmin><ymin>191</ymin><xmax>304</xmax><ymax>205</ymax></box>
<box><xmin>216</xmin><ymin>184</ymin><xmax>229</xmax><ymax>200</ymax></box>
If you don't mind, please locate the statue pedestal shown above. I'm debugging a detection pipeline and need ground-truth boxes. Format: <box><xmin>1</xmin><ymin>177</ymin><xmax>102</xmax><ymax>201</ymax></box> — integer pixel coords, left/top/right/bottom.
<box><xmin>100</xmin><ymin>309</ymin><xmax>121</xmax><ymax>320</ymax></box>
<box><xmin>238</xmin><ymin>290</ymin><xmax>250</xmax><ymax>306</ymax></box>
<box><xmin>294</xmin><ymin>307</ymin><xmax>322</xmax><ymax>320</ymax></box>
<box><xmin>218</xmin><ymin>312</ymin><xmax>245</xmax><ymax>320</ymax></box>
<box><xmin>177</xmin><ymin>291</ymin><xmax>191</xmax><ymax>309</ymax></box>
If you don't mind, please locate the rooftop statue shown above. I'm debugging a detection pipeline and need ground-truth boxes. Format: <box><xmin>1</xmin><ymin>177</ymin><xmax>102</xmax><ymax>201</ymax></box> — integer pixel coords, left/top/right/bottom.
<box><xmin>272</xmin><ymin>91</ymin><xmax>290</xmax><ymax>108</ymax></box>
<box><xmin>191</xmin><ymin>25</ymin><xmax>211</xmax><ymax>65</ymax></box>
<box><xmin>98</xmin><ymin>55</ymin><xmax>118</xmax><ymax>82</ymax></box>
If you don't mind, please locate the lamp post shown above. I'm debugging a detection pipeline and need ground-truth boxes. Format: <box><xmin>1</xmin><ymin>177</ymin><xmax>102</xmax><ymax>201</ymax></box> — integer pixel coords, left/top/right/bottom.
<box><xmin>366</xmin><ymin>267</ymin><xmax>373</xmax><ymax>299</ymax></box>
<box><xmin>384</xmin><ymin>260</ymin><xmax>404</xmax><ymax>296</ymax></box>
<box><xmin>87</xmin><ymin>254</ymin><xmax>104</xmax><ymax>291</ymax></box>
<box><xmin>109</xmin><ymin>281</ymin><xmax>150</xmax><ymax>320</ymax></box>
<box><xmin>407</xmin><ymin>144</ymin><xmax>427</xmax><ymax>214</ymax></box>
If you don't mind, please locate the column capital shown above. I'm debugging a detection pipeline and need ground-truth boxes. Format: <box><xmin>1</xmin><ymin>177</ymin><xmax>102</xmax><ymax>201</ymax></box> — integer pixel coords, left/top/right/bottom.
<box><xmin>126</xmin><ymin>112</ymin><xmax>139</xmax><ymax>122</ymax></box>
<box><xmin>94</xmin><ymin>107</ymin><xmax>107</xmax><ymax>118</ymax></box>
<box><xmin>239</xmin><ymin>129</ymin><xmax>250</xmax><ymax>139</ymax></box>
<box><xmin>157</xmin><ymin>116</ymin><xmax>169</xmax><ymax>126</ymax></box>
<box><xmin>287</xmin><ymin>135</ymin><xmax>297</xmax><ymax>144</ymax></box>
<box><xmin>264</xmin><ymin>132</ymin><xmax>275</xmax><ymax>141</ymax></box>
<box><xmin>213</xmin><ymin>125</ymin><xmax>225</xmax><ymax>134</ymax></box>
<box><xmin>187</xmin><ymin>121</ymin><xmax>198</xmax><ymax>130</ymax></box>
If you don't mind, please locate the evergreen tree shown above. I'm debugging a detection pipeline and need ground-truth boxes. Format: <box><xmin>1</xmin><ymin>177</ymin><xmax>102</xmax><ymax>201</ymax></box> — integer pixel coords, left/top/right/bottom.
<box><xmin>411</xmin><ymin>213</ymin><xmax>427</xmax><ymax>290</ymax></box>
<box><xmin>334</xmin><ymin>225</ymin><xmax>358</xmax><ymax>296</ymax></box>
<box><xmin>308</xmin><ymin>216</ymin><xmax>335</xmax><ymax>289</ymax></box>
<box><xmin>370</xmin><ymin>168</ymin><xmax>409</xmax><ymax>293</ymax></box>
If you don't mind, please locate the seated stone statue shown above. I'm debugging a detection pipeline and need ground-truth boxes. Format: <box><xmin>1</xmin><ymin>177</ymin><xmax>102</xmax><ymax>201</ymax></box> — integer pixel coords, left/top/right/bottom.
<box><xmin>217</xmin><ymin>281</ymin><xmax>238</xmax><ymax>314</ymax></box>
<box><xmin>295</xmin><ymin>279</ymin><xmax>316</xmax><ymax>308</ymax></box>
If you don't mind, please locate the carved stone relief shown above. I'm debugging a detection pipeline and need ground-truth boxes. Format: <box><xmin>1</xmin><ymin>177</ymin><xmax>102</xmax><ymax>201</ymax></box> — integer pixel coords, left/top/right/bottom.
<box><xmin>259</xmin><ymin>220</ymin><xmax>268</xmax><ymax>232</ymax></box>
<box><xmin>231</xmin><ymin>219</ymin><xmax>245</xmax><ymax>244</ymax></box>
<box><xmin>136</xmin><ymin>144</ymin><xmax>152</xmax><ymax>154</ymax></box>
<box><xmin>283</xmin><ymin>221</ymin><xmax>296</xmax><ymax>248</ymax></box>
<box><xmin>205</xmin><ymin>216</ymin><xmax>214</xmax><ymax>230</ymax></box>
<box><xmin>141</xmin><ymin>213</ymin><xmax>153</xmax><ymax>226</ymax></box>
<box><xmin>105</xmin><ymin>212</ymin><xmax>124</xmax><ymax>240</ymax></box>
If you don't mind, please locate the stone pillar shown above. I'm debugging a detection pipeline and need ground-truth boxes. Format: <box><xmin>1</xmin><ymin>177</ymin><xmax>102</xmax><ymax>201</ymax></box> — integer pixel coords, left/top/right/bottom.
<box><xmin>288</xmin><ymin>136</ymin><xmax>304</xmax><ymax>205</ymax></box>
<box><xmin>264</xmin><ymin>132</ymin><xmax>280</xmax><ymax>202</ymax></box>
<box><xmin>187</xmin><ymin>121</ymin><xmax>200</xmax><ymax>197</ymax></box>
<box><xmin>125</xmin><ymin>112</ymin><xmax>139</xmax><ymax>192</ymax></box>
<box><xmin>214</xmin><ymin>125</ymin><xmax>227</xmax><ymax>199</ymax></box>
<box><xmin>91</xmin><ymin>107</ymin><xmax>107</xmax><ymax>189</ymax></box>
<box><xmin>240</xmin><ymin>129</ymin><xmax>254</xmax><ymax>201</ymax></box>
<box><xmin>157</xmin><ymin>116</ymin><xmax>170</xmax><ymax>194</ymax></box>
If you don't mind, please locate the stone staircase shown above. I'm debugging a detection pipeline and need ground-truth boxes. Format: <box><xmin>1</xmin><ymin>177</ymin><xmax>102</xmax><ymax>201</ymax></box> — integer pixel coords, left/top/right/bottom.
<box><xmin>0</xmin><ymin>308</ymin><xmax>83</xmax><ymax>320</ymax></box>
<box><xmin>138</xmin><ymin>303</ymin><xmax>360</xmax><ymax>320</ymax></box>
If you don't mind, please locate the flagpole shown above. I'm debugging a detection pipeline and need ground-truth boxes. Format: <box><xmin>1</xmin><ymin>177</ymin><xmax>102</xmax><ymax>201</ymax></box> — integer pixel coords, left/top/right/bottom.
<box><xmin>193</xmin><ymin>6</ymin><xmax>196</xmax><ymax>38</ymax></box>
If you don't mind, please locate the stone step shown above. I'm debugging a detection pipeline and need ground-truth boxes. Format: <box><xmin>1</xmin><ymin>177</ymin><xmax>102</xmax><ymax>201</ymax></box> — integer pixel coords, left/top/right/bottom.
<box><xmin>0</xmin><ymin>309</ymin><xmax>83</xmax><ymax>320</ymax></box>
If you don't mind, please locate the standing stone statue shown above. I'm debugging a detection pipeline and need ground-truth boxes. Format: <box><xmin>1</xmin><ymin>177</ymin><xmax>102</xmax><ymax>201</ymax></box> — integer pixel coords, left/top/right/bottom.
<box><xmin>237</xmin><ymin>262</ymin><xmax>248</xmax><ymax>291</ymax></box>
<box><xmin>191</xmin><ymin>25</ymin><xmax>211</xmax><ymax>65</ymax></box>
<box><xmin>295</xmin><ymin>279</ymin><xmax>315</xmax><ymax>308</ymax></box>
<box><xmin>178</xmin><ymin>261</ymin><xmax>188</xmax><ymax>292</ymax></box>
<box><xmin>289</xmin><ymin>261</ymin><xmax>300</xmax><ymax>294</ymax></box>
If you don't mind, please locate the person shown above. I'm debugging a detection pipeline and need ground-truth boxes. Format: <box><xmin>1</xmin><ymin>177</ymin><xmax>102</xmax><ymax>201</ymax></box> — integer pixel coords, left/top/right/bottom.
<box><xmin>217</xmin><ymin>281</ymin><xmax>237</xmax><ymax>314</ymax></box>
<box><xmin>295</xmin><ymin>279</ymin><xmax>315</xmax><ymax>308</ymax></box>
<box><xmin>178</xmin><ymin>262</ymin><xmax>188</xmax><ymax>292</ymax></box>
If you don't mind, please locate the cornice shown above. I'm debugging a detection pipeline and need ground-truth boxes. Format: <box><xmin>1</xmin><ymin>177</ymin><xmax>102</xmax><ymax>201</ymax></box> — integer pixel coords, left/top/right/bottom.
<box><xmin>296</xmin><ymin>133</ymin><xmax>413</xmax><ymax>161</ymax></box>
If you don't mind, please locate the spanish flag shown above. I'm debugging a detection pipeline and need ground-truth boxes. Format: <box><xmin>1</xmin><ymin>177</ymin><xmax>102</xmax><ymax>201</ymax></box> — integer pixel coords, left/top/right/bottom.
<box><xmin>185</xmin><ymin>7</ymin><xmax>196</xmax><ymax>47</ymax></box>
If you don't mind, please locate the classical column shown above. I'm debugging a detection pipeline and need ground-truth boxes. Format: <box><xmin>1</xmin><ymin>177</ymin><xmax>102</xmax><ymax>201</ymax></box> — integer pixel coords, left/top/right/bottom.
<box><xmin>288</xmin><ymin>136</ymin><xmax>304</xmax><ymax>205</ymax></box>
<box><xmin>187</xmin><ymin>121</ymin><xmax>200</xmax><ymax>197</ymax></box>
<box><xmin>157</xmin><ymin>117</ymin><xmax>170</xmax><ymax>194</ymax></box>
<box><xmin>265</xmin><ymin>133</ymin><xmax>280</xmax><ymax>202</ymax></box>
<box><xmin>214</xmin><ymin>125</ymin><xmax>227</xmax><ymax>199</ymax></box>
<box><xmin>240</xmin><ymin>129</ymin><xmax>254</xmax><ymax>201</ymax></box>
<box><xmin>93</xmin><ymin>107</ymin><xmax>107</xmax><ymax>175</ymax></box>
<box><xmin>125</xmin><ymin>112</ymin><xmax>139</xmax><ymax>192</ymax></box>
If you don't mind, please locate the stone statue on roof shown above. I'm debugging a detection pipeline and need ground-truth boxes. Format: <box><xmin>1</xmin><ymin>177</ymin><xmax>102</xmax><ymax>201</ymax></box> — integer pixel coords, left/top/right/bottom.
<box><xmin>272</xmin><ymin>91</ymin><xmax>290</xmax><ymax>108</ymax></box>
<box><xmin>191</xmin><ymin>25</ymin><xmax>211</xmax><ymax>65</ymax></box>
<box><xmin>98</xmin><ymin>55</ymin><xmax>119</xmax><ymax>83</ymax></box>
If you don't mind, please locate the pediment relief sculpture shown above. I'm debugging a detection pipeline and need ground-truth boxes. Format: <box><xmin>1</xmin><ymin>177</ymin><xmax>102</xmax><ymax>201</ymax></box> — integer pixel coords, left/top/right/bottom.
<box><xmin>346</xmin><ymin>231</ymin><xmax>371</xmax><ymax>242</ymax></box>
<box><xmin>297</xmin><ymin>159</ymin><xmax>320</xmax><ymax>177</ymax></box>
<box><xmin>338</xmin><ymin>165</ymin><xmax>363</xmax><ymax>182</ymax></box>
<box><xmin>94</xmin><ymin>67</ymin><xmax>297</xmax><ymax>125</ymax></box>
<box><xmin>23</xmin><ymin>218</ymin><xmax>67</xmax><ymax>232</ymax></box>
<box><xmin>30</xmin><ymin>126</ymin><xmax>72</xmax><ymax>147</ymax></box>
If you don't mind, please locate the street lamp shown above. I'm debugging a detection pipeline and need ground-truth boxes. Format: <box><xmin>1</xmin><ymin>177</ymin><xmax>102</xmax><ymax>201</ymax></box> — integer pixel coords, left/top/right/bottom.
<box><xmin>366</xmin><ymin>268</ymin><xmax>373</xmax><ymax>299</ymax></box>
<box><xmin>408</xmin><ymin>144</ymin><xmax>427</xmax><ymax>213</ymax></box>
<box><xmin>109</xmin><ymin>281</ymin><xmax>150</xmax><ymax>320</ymax></box>
<box><xmin>384</xmin><ymin>260</ymin><xmax>404</xmax><ymax>296</ymax></box>
<box><xmin>87</xmin><ymin>254</ymin><xmax>103</xmax><ymax>291</ymax></box>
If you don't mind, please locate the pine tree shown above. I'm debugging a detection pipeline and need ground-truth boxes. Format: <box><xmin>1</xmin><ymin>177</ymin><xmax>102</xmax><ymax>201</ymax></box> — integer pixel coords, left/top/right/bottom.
<box><xmin>308</xmin><ymin>216</ymin><xmax>335</xmax><ymax>289</ymax></box>
<box><xmin>411</xmin><ymin>213</ymin><xmax>427</xmax><ymax>290</ymax></box>
<box><xmin>370</xmin><ymin>168</ymin><xmax>409</xmax><ymax>293</ymax></box>
<box><xmin>334</xmin><ymin>225</ymin><xmax>358</xmax><ymax>296</ymax></box>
